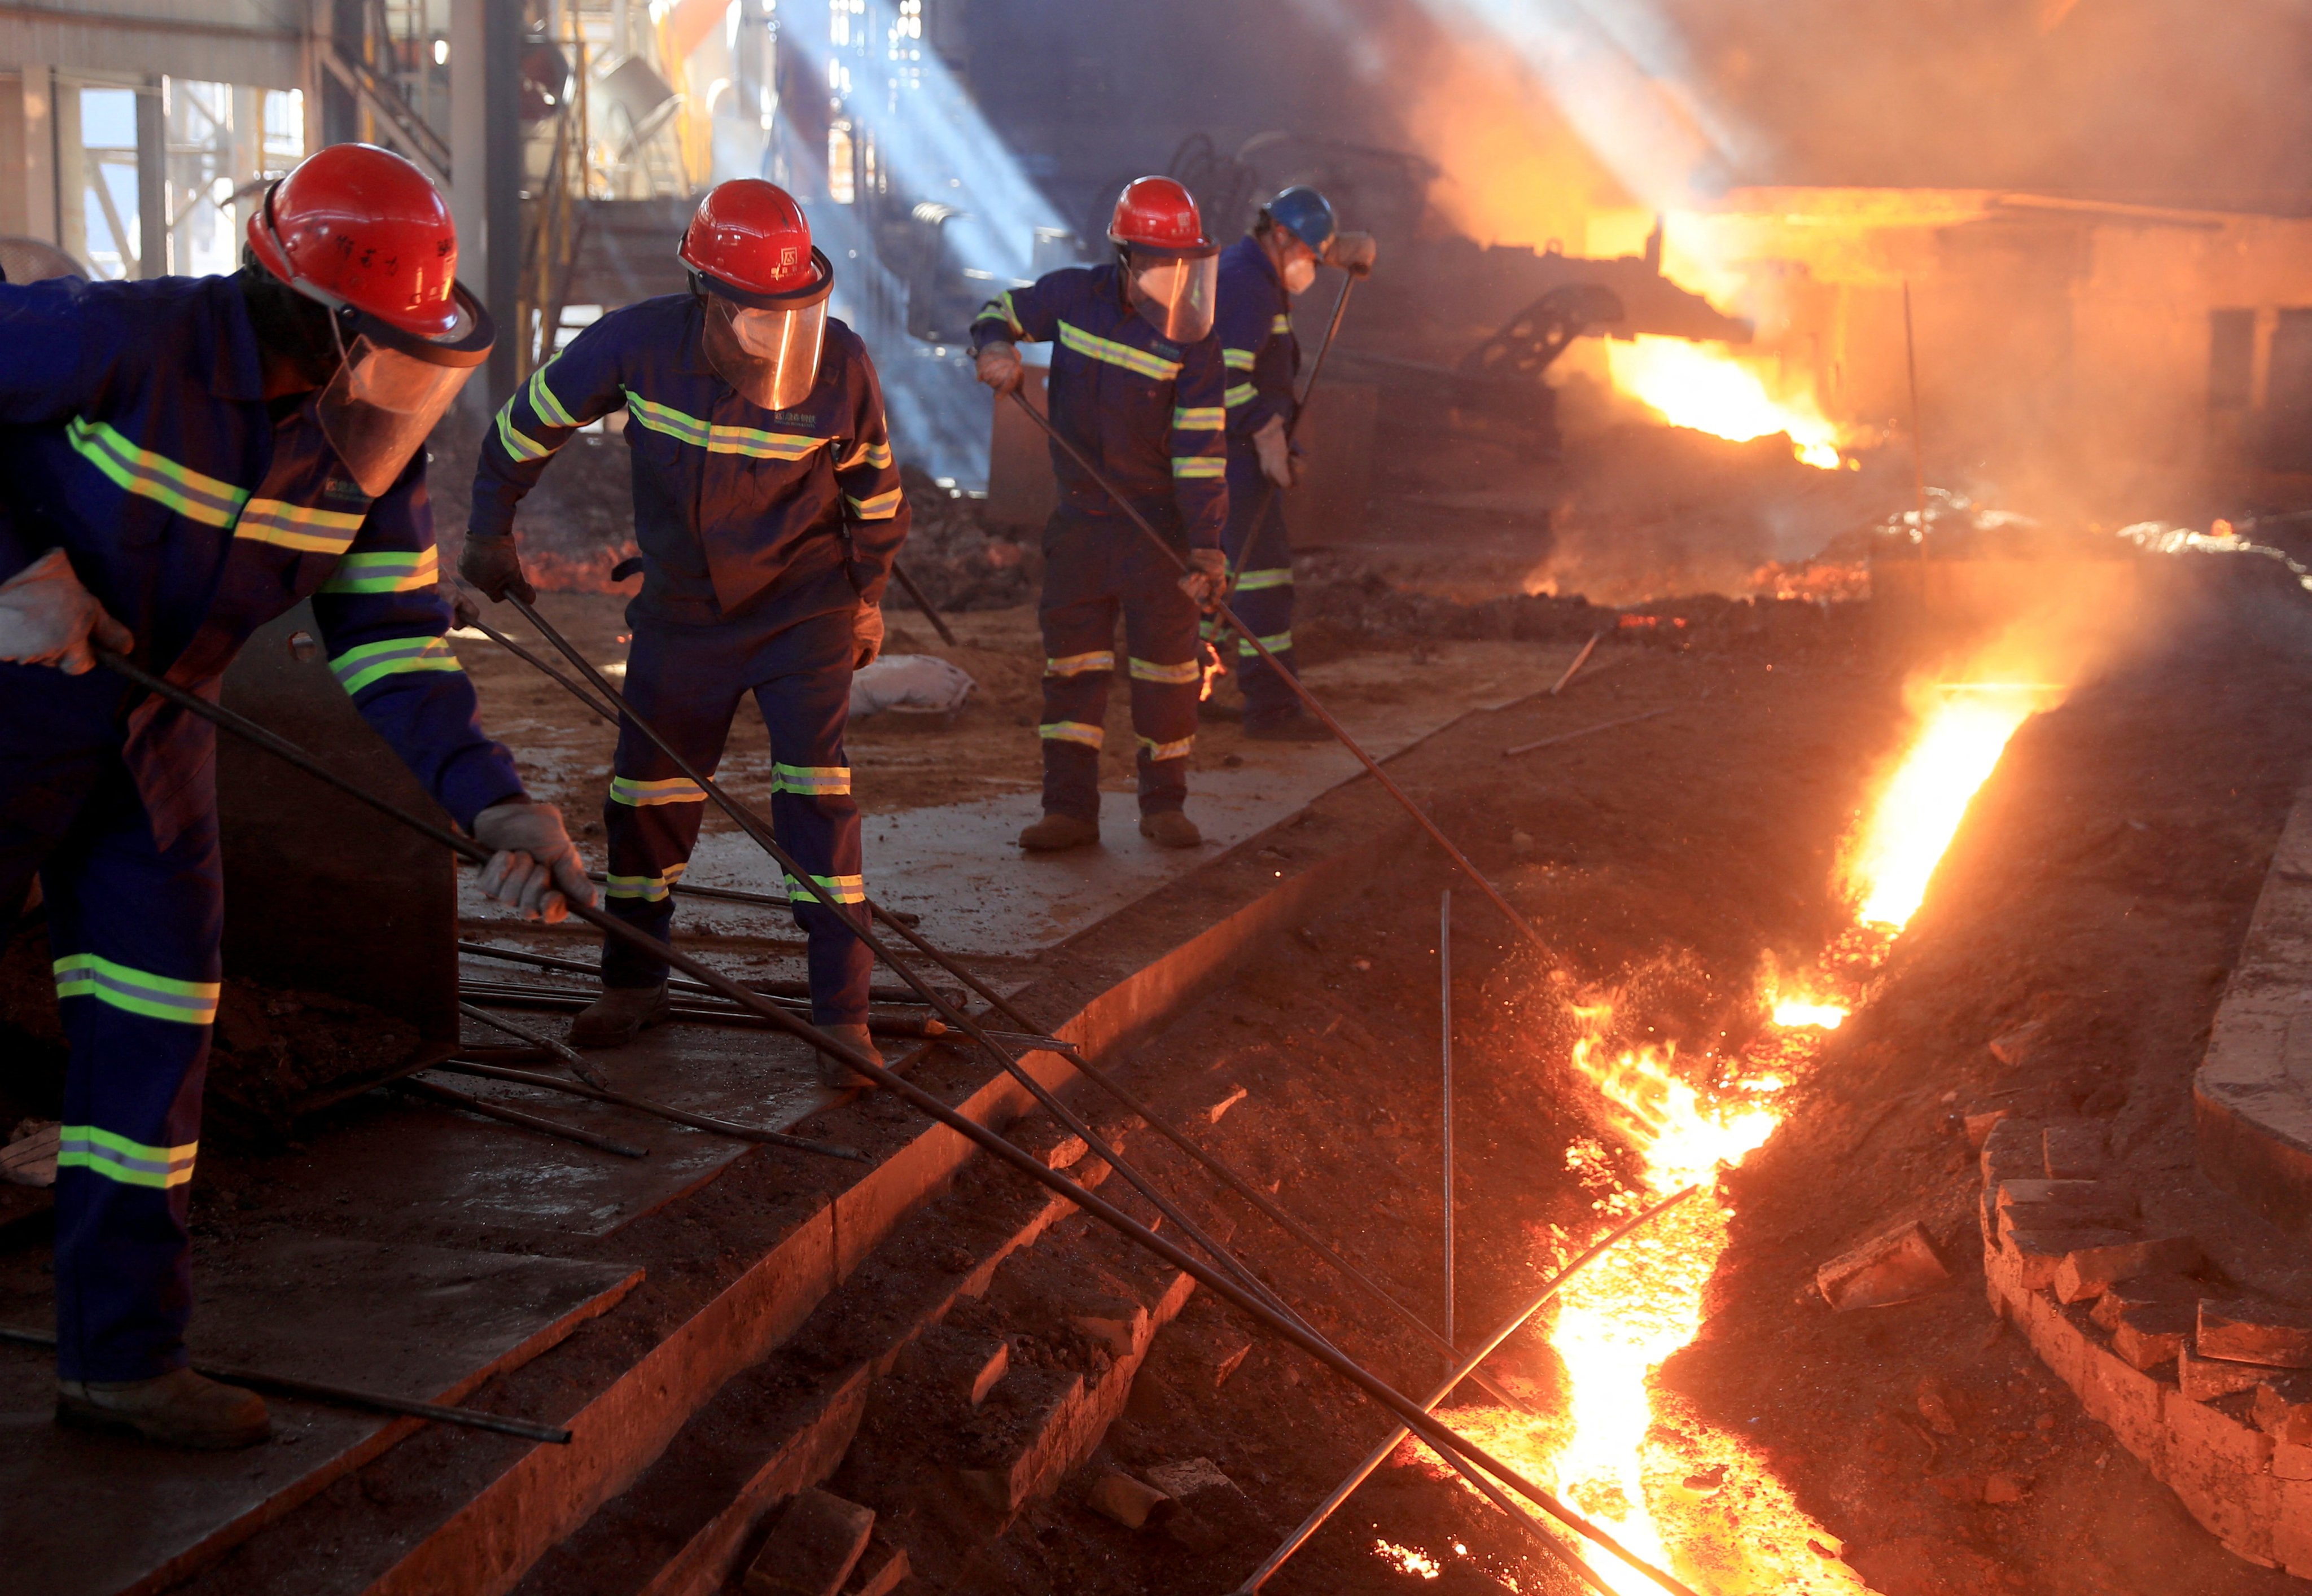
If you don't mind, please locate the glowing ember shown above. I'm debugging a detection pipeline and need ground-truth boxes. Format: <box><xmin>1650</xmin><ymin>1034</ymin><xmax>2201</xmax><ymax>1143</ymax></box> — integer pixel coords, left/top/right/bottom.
<box><xmin>1374</xmin><ymin>1538</ymin><xmax>1443</xmax><ymax>1579</ymax></box>
<box><xmin>1605</xmin><ymin>336</ymin><xmax>1846</xmax><ymax>470</ymax></box>
<box><xmin>1770</xmin><ymin>999</ymin><xmax>1847</xmax><ymax>1030</ymax></box>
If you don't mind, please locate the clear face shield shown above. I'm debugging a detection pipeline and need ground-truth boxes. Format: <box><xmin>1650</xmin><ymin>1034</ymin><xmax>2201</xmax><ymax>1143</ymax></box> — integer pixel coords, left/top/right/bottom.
<box><xmin>314</xmin><ymin>285</ymin><xmax>492</xmax><ymax>497</ymax></box>
<box><xmin>701</xmin><ymin>294</ymin><xmax>830</xmax><ymax>411</ymax></box>
<box><xmin>1126</xmin><ymin>247</ymin><xmax>1219</xmax><ymax>344</ymax></box>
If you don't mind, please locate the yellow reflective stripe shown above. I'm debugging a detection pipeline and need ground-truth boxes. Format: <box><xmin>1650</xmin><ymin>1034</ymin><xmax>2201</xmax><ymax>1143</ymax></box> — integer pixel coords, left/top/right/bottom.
<box><xmin>494</xmin><ymin>401</ymin><xmax>554</xmax><ymax>464</ymax></box>
<box><xmin>1271</xmin><ymin>313</ymin><xmax>1293</xmax><ymax>335</ymax></box>
<box><xmin>330</xmin><ymin>635</ymin><xmax>462</xmax><ymax>695</ymax></box>
<box><xmin>1223</xmin><ymin>348</ymin><xmax>1258</xmax><ymax>371</ymax></box>
<box><xmin>838</xmin><ymin>438</ymin><xmax>895</xmax><ymax>471</ymax></box>
<box><xmin>609</xmin><ymin>774</ymin><xmax>707</xmax><ymax>806</ymax></box>
<box><xmin>1237</xmin><ymin>630</ymin><xmax>1292</xmax><ymax>655</ymax></box>
<box><xmin>772</xmin><ymin>763</ymin><xmax>852</xmax><ymax>796</ymax></box>
<box><xmin>1138</xmin><ymin>734</ymin><xmax>1195</xmax><ymax>761</ymax></box>
<box><xmin>783</xmin><ymin>871</ymin><xmax>866</xmax><ymax>905</ymax></box>
<box><xmin>845</xmin><ymin>486</ymin><xmax>904</xmax><ymax>520</ymax></box>
<box><xmin>1044</xmin><ymin>650</ymin><xmax>1114</xmax><ymax>677</ymax></box>
<box><xmin>625</xmin><ymin>394</ymin><xmax>830</xmax><ymax>461</ymax></box>
<box><xmin>1233</xmin><ymin>567</ymin><xmax>1292</xmax><ymax>592</ymax></box>
<box><xmin>52</xmin><ymin>953</ymin><xmax>220</xmax><ymax>1025</ymax></box>
<box><xmin>1224</xmin><ymin>383</ymin><xmax>1256</xmax><ymax>408</ymax></box>
<box><xmin>1057</xmin><ymin>320</ymin><xmax>1183</xmax><ymax>382</ymax></box>
<box><xmin>321</xmin><ymin>547</ymin><xmax>440</xmax><ymax>594</ymax></box>
<box><xmin>605</xmin><ymin>863</ymin><xmax>687</xmax><ymax>902</ymax></box>
<box><xmin>991</xmin><ymin>290</ymin><xmax>1026</xmax><ymax>337</ymax></box>
<box><xmin>235</xmin><ymin>497</ymin><xmax>366</xmax><ymax>555</ymax></box>
<box><xmin>1128</xmin><ymin>655</ymin><xmax>1200</xmax><ymax>685</ymax></box>
<box><xmin>1171</xmin><ymin>406</ymin><xmax>1224</xmax><ymax>431</ymax></box>
<box><xmin>57</xmin><ymin>1125</ymin><xmax>198</xmax><ymax>1190</ymax></box>
<box><xmin>66</xmin><ymin>417</ymin><xmax>249</xmax><ymax>528</ymax></box>
<box><xmin>1172</xmin><ymin>456</ymin><xmax>1225</xmax><ymax>479</ymax></box>
<box><xmin>1040</xmin><ymin>720</ymin><xmax>1104</xmax><ymax>749</ymax></box>
<box><xmin>527</xmin><ymin>362</ymin><xmax>579</xmax><ymax>429</ymax></box>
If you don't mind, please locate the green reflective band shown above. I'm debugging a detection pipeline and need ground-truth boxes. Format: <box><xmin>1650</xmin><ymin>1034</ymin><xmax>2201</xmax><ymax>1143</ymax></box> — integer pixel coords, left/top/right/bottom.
<box><xmin>494</xmin><ymin>402</ymin><xmax>554</xmax><ymax>464</ymax></box>
<box><xmin>625</xmin><ymin>394</ymin><xmax>829</xmax><ymax>461</ymax></box>
<box><xmin>1129</xmin><ymin>656</ymin><xmax>1200</xmax><ymax>685</ymax></box>
<box><xmin>1040</xmin><ymin>720</ymin><xmax>1104</xmax><ymax>749</ymax></box>
<box><xmin>1057</xmin><ymin>321</ymin><xmax>1182</xmax><ymax>382</ymax></box>
<box><xmin>1045</xmin><ymin>651</ymin><xmax>1113</xmax><ymax>677</ymax></box>
<box><xmin>609</xmin><ymin>774</ymin><xmax>707</xmax><ymax>806</ymax></box>
<box><xmin>1233</xmin><ymin>567</ymin><xmax>1293</xmax><ymax>592</ymax></box>
<box><xmin>772</xmin><ymin>763</ymin><xmax>852</xmax><ymax>796</ymax></box>
<box><xmin>527</xmin><ymin>362</ymin><xmax>579</xmax><ymax>429</ymax></box>
<box><xmin>1172</xmin><ymin>456</ymin><xmax>1225</xmax><ymax>479</ymax></box>
<box><xmin>57</xmin><ymin>1124</ymin><xmax>198</xmax><ymax>1190</ymax></box>
<box><xmin>1171</xmin><ymin>406</ymin><xmax>1224</xmax><ymax>431</ymax></box>
<box><xmin>1237</xmin><ymin>630</ymin><xmax>1292</xmax><ymax>656</ymax></box>
<box><xmin>783</xmin><ymin>871</ymin><xmax>866</xmax><ymax>905</ymax></box>
<box><xmin>1223</xmin><ymin>348</ymin><xmax>1258</xmax><ymax>371</ymax></box>
<box><xmin>321</xmin><ymin>547</ymin><xmax>440</xmax><ymax>594</ymax></box>
<box><xmin>1138</xmin><ymin>734</ymin><xmax>1195</xmax><ymax>761</ymax></box>
<box><xmin>52</xmin><ymin>953</ymin><xmax>220</xmax><ymax>1025</ymax></box>
<box><xmin>992</xmin><ymin>290</ymin><xmax>1026</xmax><ymax>336</ymax></box>
<box><xmin>1271</xmin><ymin>313</ymin><xmax>1293</xmax><ymax>335</ymax></box>
<box><xmin>844</xmin><ymin>486</ymin><xmax>904</xmax><ymax>520</ymax></box>
<box><xmin>67</xmin><ymin>416</ymin><xmax>249</xmax><ymax>528</ymax></box>
<box><xmin>605</xmin><ymin>865</ymin><xmax>686</xmax><ymax>902</ymax></box>
<box><xmin>1224</xmin><ymin>383</ymin><xmax>1256</xmax><ymax>408</ymax></box>
<box><xmin>839</xmin><ymin>439</ymin><xmax>895</xmax><ymax>471</ymax></box>
<box><xmin>237</xmin><ymin>496</ymin><xmax>366</xmax><ymax>555</ymax></box>
<box><xmin>330</xmin><ymin>634</ymin><xmax>463</xmax><ymax>695</ymax></box>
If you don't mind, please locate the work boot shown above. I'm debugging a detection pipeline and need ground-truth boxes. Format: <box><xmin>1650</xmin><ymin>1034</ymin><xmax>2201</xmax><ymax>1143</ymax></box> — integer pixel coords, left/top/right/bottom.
<box><xmin>1139</xmin><ymin>810</ymin><xmax>1203</xmax><ymax>849</ymax></box>
<box><xmin>1018</xmin><ymin>812</ymin><xmax>1101</xmax><ymax>852</ymax></box>
<box><xmin>816</xmin><ymin>1022</ymin><xmax>883</xmax><ymax>1089</ymax></box>
<box><xmin>1244</xmin><ymin>707</ymin><xmax>1329</xmax><ymax>742</ymax></box>
<box><xmin>57</xmin><ymin>1367</ymin><xmax>271</xmax><ymax>1450</ymax></box>
<box><xmin>568</xmin><ymin>983</ymin><xmax>672</xmax><ymax>1049</ymax></box>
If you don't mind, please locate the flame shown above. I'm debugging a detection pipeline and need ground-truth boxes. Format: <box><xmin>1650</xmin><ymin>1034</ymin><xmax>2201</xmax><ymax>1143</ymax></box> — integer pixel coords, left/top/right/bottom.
<box><xmin>1605</xmin><ymin>336</ymin><xmax>1845</xmax><ymax>470</ymax></box>
<box><xmin>1770</xmin><ymin>998</ymin><xmax>1847</xmax><ymax>1029</ymax></box>
<box><xmin>1373</xmin><ymin>1540</ymin><xmax>1444</xmax><ymax>1580</ymax></box>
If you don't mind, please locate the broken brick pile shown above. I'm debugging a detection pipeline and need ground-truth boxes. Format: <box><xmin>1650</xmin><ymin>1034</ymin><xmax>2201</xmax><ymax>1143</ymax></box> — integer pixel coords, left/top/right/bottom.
<box><xmin>1979</xmin><ymin>1115</ymin><xmax>2312</xmax><ymax>1571</ymax></box>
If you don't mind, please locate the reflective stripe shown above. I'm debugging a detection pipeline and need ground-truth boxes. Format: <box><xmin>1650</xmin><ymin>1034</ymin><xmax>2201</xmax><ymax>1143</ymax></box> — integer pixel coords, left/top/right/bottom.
<box><xmin>625</xmin><ymin>394</ymin><xmax>829</xmax><ymax>460</ymax></box>
<box><xmin>605</xmin><ymin>863</ymin><xmax>687</xmax><ymax>902</ymax></box>
<box><xmin>236</xmin><ymin>497</ymin><xmax>366</xmax><ymax>555</ymax></box>
<box><xmin>527</xmin><ymin>362</ymin><xmax>580</xmax><ymax>429</ymax></box>
<box><xmin>1044</xmin><ymin>650</ymin><xmax>1114</xmax><ymax>677</ymax></box>
<box><xmin>52</xmin><ymin>953</ymin><xmax>219</xmax><ymax>1026</ymax></box>
<box><xmin>991</xmin><ymin>290</ymin><xmax>1026</xmax><ymax>336</ymax></box>
<box><xmin>609</xmin><ymin>774</ymin><xmax>707</xmax><ymax>806</ymax></box>
<box><xmin>1271</xmin><ymin>313</ymin><xmax>1294</xmax><ymax>335</ymax></box>
<box><xmin>330</xmin><ymin>635</ymin><xmax>462</xmax><ymax>695</ymax></box>
<box><xmin>56</xmin><ymin>1125</ymin><xmax>198</xmax><ymax>1190</ymax></box>
<box><xmin>1233</xmin><ymin>567</ymin><xmax>1293</xmax><ymax>592</ymax></box>
<box><xmin>1171</xmin><ymin>405</ymin><xmax>1224</xmax><ymax>431</ymax></box>
<box><xmin>1223</xmin><ymin>348</ymin><xmax>1258</xmax><ymax>371</ymax></box>
<box><xmin>1138</xmin><ymin>733</ymin><xmax>1195</xmax><ymax>761</ymax></box>
<box><xmin>322</xmin><ymin>547</ymin><xmax>440</xmax><ymax>594</ymax></box>
<box><xmin>845</xmin><ymin>486</ymin><xmax>904</xmax><ymax>520</ymax></box>
<box><xmin>1172</xmin><ymin>456</ymin><xmax>1225</xmax><ymax>479</ymax></box>
<box><xmin>1224</xmin><ymin>383</ymin><xmax>1256</xmax><ymax>408</ymax></box>
<box><xmin>1237</xmin><ymin>630</ymin><xmax>1292</xmax><ymax>655</ymax></box>
<box><xmin>1057</xmin><ymin>320</ymin><xmax>1182</xmax><ymax>381</ymax></box>
<box><xmin>1040</xmin><ymin>720</ymin><xmax>1105</xmax><ymax>749</ymax></box>
<box><xmin>784</xmin><ymin>871</ymin><xmax>866</xmax><ymax>905</ymax></box>
<box><xmin>494</xmin><ymin>402</ymin><xmax>554</xmax><ymax>464</ymax></box>
<box><xmin>838</xmin><ymin>437</ymin><xmax>895</xmax><ymax>471</ymax></box>
<box><xmin>66</xmin><ymin>417</ymin><xmax>248</xmax><ymax>528</ymax></box>
<box><xmin>772</xmin><ymin>762</ymin><xmax>852</xmax><ymax>796</ymax></box>
<box><xmin>1129</xmin><ymin>655</ymin><xmax>1200</xmax><ymax>685</ymax></box>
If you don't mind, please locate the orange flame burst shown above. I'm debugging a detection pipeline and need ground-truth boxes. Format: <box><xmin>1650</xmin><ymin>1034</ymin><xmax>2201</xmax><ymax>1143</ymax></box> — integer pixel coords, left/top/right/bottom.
<box><xmin>1605</xmin><ymin>336</ymin><xmax>1847</xmax><ymax>470</ymax></box>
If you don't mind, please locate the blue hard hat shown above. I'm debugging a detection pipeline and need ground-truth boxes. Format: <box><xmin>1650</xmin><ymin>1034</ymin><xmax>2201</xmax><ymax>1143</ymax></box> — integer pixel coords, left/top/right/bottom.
<box><xmin>1261</xmin><ymin>186</ymin><xmax>1336</xmax><ymax>252</ymax></box>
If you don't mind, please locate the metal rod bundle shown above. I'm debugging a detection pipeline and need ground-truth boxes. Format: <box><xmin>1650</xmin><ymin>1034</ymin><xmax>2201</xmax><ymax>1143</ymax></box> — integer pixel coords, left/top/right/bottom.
<box><xmin>391</xmin><ymin>1075</ymin><xmax>648</xmax><ymax>1159</ymax></box>
<box><xmin>458</xmin><ymin>939</ymin><xmax>947</xmax><ymax>1009</ymax></box>
<box><xmin>434</xmin><ymin>1060</ymin><xmax>865</xmax><ymax>1159</ymax></box>
<box><xmin>458</xmin><ymin>997</ymin><xmax>603</xmax><ymax>1087</ymax></box>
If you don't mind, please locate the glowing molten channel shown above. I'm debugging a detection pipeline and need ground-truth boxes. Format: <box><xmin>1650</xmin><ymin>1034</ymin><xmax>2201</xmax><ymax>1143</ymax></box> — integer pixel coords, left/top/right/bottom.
<box><xmin>1605</xmin><ymin>336</ymin><xmax>1845</xmax><ymax>470</ymax></box>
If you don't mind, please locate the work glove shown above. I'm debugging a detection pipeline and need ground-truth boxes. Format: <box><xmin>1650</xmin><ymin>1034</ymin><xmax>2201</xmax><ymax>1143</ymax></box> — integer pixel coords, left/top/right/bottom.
<box><xmin>853</xmin><ymin>603</ymin><xmax>885</xmax><ymax>670</ymax></box>
<box><xmin>0</xmin><ymin>547</ymin><xmax>133</xmax><ymax>675</ymax></box>
<box><xmin>471</xmin><ymin>799</ymin><xmax>597</xmax><ymax>924</ymax></box>
<box><xmin>1178</xmin><ymin>547</ymin><xmax>1229</xmax><ymax>612</ymax></box>
<box><xmin>1326</xmin><ymin>230</ymin><xmax>1378</xmax><ymax>278</ymax></box>
<box><xmin>1251</xmin><ymin>414</ymin><xmax>1299</xmax><ymax>489</ymax></box>
<box><xmin>459</xmin><ymin>532</ymin><xmax>536</xmax><ymax>606</ymax></box>
<box><xmin>975</xmin><ymin>340</ymin><xmax>1023</xmax><ymax>395</ymax></box>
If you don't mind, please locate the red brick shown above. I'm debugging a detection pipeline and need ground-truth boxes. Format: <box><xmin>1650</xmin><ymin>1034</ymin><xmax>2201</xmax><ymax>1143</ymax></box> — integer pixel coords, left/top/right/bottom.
<box><xmin>744</xmin><ymin>1488</ymin><xmax>876</xmax><ymax>1596</ymax></box>
<box><xmin>2075</xmin><ymin>1332</ymin><xmax>2173</xmax><ymax>1465</ymax></box>
<box><xmin>2162</xmin><ymin>1387</ymin><xmax>2278</xmax><ymax>1562</ymax></box>
<box><xmin>2276</xmin><ymin>1443</ymin><xmax>2312</xmax><ymax>1481</ymax></box>
<box><xmin>2090</xmin><ymin>1272</ymin><xmax>2202</xmax><ymax>1332</ymax></box>
<box><xmin>1816</xmin><ymin>1221</ymin><xmax>1951</xmax><ymax>1310</ymax></box>
<box><xmin>2004</xmin><ymin>1227</ymin><xmax>2136</xmax><ymax>1292</ymax></box>
<box><xmin>2112</xmin><ymin>1303</ymin><xmax>2194</xmax><ymax>1371</ymax></box>
<box><xmin>2180</xmin><ymin>1349</ymin><xmax>2271</xmax><ymax>1402</ymax></box>
<box><xmin>2201</xmin><ymin>1300</ymin><xmax>2312</xmax><ymax>1369</ymax></box>
<box><xmin>1997</xmin><ymin>1178</ymin><xmax>2135</xmax><ymax>1212</ymax></box>
<box><xmin>2043</xmin><ymin>1123</ymin><xmax>2108</xmax><ymax>1179</ymax></box>
<box><xmin>2053</xmin><ymin>1235</ymin><xmax>2203</xmax><ymax>1304</ymax></box>
<box><xmin>2274</xmin><ymin>1477</ymin><xmax>2312</xmax><ymax>1577</ymax></box>
<box><xmin>2254</xmin><ymin>1373</ymin><xmax>2312</xmax><ymax>1444</ymax></box>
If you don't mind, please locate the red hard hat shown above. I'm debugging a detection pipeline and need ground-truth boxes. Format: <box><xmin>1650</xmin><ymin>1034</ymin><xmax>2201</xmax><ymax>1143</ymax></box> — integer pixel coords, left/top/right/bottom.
<box><xmin>246</xmin><ymin>143</ymin><xmax>463</xmax><ymax>340</ymax></box>
<box><xmin>680</xmin><ymin>179</ymin><xmax>834</xmax><ymax>306</ymax></box>
<box><xmin>1107</xmin><ymin>177</ymin><xmax>1212</xmax><ymax>256</ymax></box>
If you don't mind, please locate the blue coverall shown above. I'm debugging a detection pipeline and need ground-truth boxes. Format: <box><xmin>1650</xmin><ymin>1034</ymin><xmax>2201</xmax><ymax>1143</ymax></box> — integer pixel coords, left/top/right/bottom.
<box><xmin>1211</xmin><ymin>235</ymin><xmax>1302</xmax><ymax>724</ymax></box>
<box><xmin>969</xmin><ymin>266</ymin><xmax>1228</xmax><ymax>822</ymax></box>
<box><xmin>0</xmin><ymin>273</ymin><xmax>526</xmax><ymax>1384</ymax></box>
<box><xmin>468</xmin><ymin>295</ymin><xmax>908</xmax><ymax>1024</ymax></box>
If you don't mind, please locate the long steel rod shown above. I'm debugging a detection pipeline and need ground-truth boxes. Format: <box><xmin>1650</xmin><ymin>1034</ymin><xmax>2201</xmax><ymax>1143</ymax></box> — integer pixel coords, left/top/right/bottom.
<box><xmin>1005</xmin><ymin>390</ymin><xmax>1552</xmax><ymax>961</ymax></box>
<box><xmin>434</xmin><ymin>1060</ymin><xmax>867</xmax><ymax>1159</ymax></box>
<box><xmin>457</xmin><ymin>977</ymin><xmax>1062</xmax><ymax>1050</ymax></box>
<box><xmin>458</xmin><ymin>611</ymin><xmax>623</xmax><ymax>722</ymax></box>
<box><xmin>1549</xmin><ymin>632</ymin><xmax>1602</xmax><ymax>696</ymax></box>
<box><xmin>887</xmin><ymin>559</ymin><xmax>959</xmax><ymax>648</ymax></box>
<box><xmin>1233</xmin><ymin>1185</ymin><xmax>1702</xmax><ymax>1594</ymax></box>
<box><xmin>93</xmin><ymin>648</ymin><xmax>1692</xmax><ymax>1595</ymax></box>
<box><xmin>1501</xmin><ymin>707</ymin><xmax>1670</xmax><ymax>761</ymax></box>
<box><xmin>459</xmin><ymin>939</ymin><xmax>942</xmax><ymax>1008</ymax></box>
<box><xmin>392</xmin><ymin>1075</ymin><xmax>648</xmax><ymax>1158</ymax></box>
<box><xmin>457</xmin><ymin>997</ymin><xmax>603</xmax><ymax>1086</ymax></box>
<box><xmin>1440</xmin><ymin>888</ymin><xmax>1454</xmax><ymax>1351</ymax></box>
<box><xmin>0</xmin><ymin>1324</ymin><xmax>573</xmax><ymax>1445</ymax></box>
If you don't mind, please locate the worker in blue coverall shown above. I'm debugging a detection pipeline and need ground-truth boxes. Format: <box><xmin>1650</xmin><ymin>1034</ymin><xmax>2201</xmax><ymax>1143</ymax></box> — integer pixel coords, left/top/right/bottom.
<box><xmin>0</xmin><ymin>143</ymin><xmax>595</xmax><ymax>1449</ymax></box>
<box><xmin>462</xmin><ymin>179</ymin><xmax>908</xmax><ymax>1081</ymax></box>
<box><xmin>971</xmin><ymin>176</ymin><xmax>1231</xmax><ymax>854</ymax></box>
<box><xmin>1207</xmin><ymin>186</ymin><xmax>1376</xmax><ymax>740</ymax></box>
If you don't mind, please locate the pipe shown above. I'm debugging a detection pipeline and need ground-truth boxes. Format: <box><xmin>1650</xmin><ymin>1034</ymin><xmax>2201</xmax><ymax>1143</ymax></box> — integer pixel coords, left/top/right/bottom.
<box><xmin>457</xmin><ymin>997</ymin><xmax>604</xmax><ymax>1087</ymax></box>
<box><xmin>434</xmin><ymin>1060</ymin><xmax>866</xmax><ymax>1159</ymax></box>
<box><xmin>1549</xmin><ymin>632</ymin><xmax>1602</xmax><ymax>697</ymax></box>
<box><xmin>887</xmin><ymin>559</ymin><xmax>959</xmax><ymax>648</ymax></box>
<box><xmin>1231</xmin><ymin>1185</ymin><xmax>1702</xmax><ymax>1593</ymax></box>
<box><xmin>93</xmin><ymin>647</ymin><xmax>1692</xmax><ymax>1595</ymax></box>
<box><xmin>391</xmin><ymin>1075</ymin><xmax>649</xmax><ymax>1159</ymax></box>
